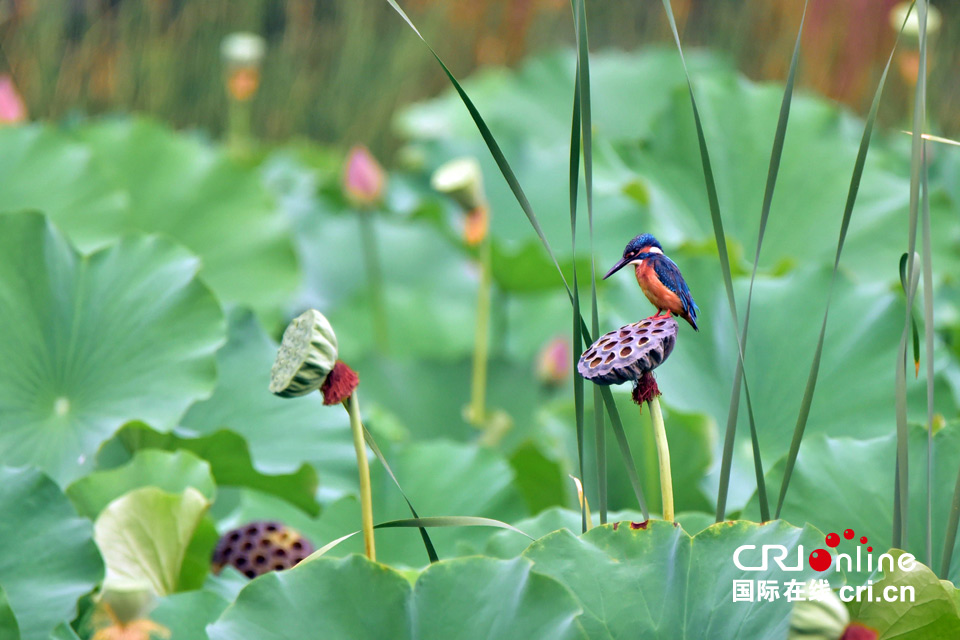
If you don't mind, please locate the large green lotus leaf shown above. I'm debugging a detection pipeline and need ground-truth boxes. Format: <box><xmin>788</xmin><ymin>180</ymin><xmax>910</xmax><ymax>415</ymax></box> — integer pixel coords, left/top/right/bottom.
<box><xmin>208</xmin><ymin>555</ymin><xmax>411</xmax><ymax>640</ymax></box>
<box><xmin>49</xmin><ymin>623</ymin><xmax>81</xmax><ymax>640</ymax></box>
<box><xmin>525</xmin><ymin>520</ymin><xmax>835</xmax><ymax>640</ymax></box>
<box><xmin>0</xmin><ymin>467</ymin><xmax>103</xmax><ymax>640</ymax></box>
<box><xmin>410</xmin><ymin>556</ymin><xmax>584</xmax><ymax>640</ymax></box>
<box><xmin>847</xmin><ymin>550</ymin><xmax>960</xmax><ymax>639</ymax></box>
<box><xmin>149</xmin><ymin>590</ymin><xmax>230</xmax><ymax>640</ymax></box>
<box><xmin>292</xmin><ymin>208</ymin><xmax>480</xmax><ymax>360</ymax></box>
<box><xmin>483</xmin><ymin>507</ymin><xmax>646</xmax><ymax>559</ymax></box>
<box><xmin>628</xmin><ymin>74</ymin><xmax>960</xmax><ymax>284</ymax></box>
<box><xmin>180</xmin><ymin>311</ymin><xmax>354</xmax><ymax>500</ymax></box>
<box><xmin>396</xmin><ymin>49</ymin><xmax>678</xmax><ymax>294</ymax></box>
<box><xmin>67</xmin><ymin>449</ymin><xmax>216</xmax><ymax>519</ymax></box>
<box><xmin>107</xmin><ymin>422</ymin><xmax>322</xmax><ymax>515</ymax></box>
<box><xmin>396</xmin><ymin>48</ymin><xmax>732</xmax><ymax>147</ymax></box>
<box><xmin>402</xmin><ymin>133</ymin><xmax>652</xmax><ymax>295</ymax></box>
<box><xmin>0</xmin><ymin>125</ymin><xmax>127</xmax><ymax>249</ymax></box>
<box><xmin>352</xmin><ymin>356</ymin><xmax>539</xmax><ymax>449</ymax></box>
<box><xmin>73</xmin><ymin>118</ymin><xmax>300</xmax><ymax>315</ymax></box>
<box><xmin>0</xmin><ymin>212</ymin><xmax>224</xmax><ymax>483</ymax></box>
<box><xmin>94</xmin><ymin>487</ymin><xmax>210</xmax><ymax>596</ymax></box>
<box><xmin>207</xmin><ymin>554</ymin><xmax>584</xmax><ymax>640</ymax></box>
<box><xmin>0</xmin><ymin>585</ymin><xmax>18</xmax><ymax>640</ymax></box>
<box><xmin>744</xmin><ymin>423</ymin><xmax>960</xmax><ymax>585</ymax></box>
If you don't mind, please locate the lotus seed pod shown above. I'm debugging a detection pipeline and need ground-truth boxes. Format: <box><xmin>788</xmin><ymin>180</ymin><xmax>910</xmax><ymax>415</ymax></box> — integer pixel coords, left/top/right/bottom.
<box><xmin>431</xmin><ymin>157</ymin><xmax>485</xmax><ymax>212</ymax></box>
<box><xmin>788</xmin><ymin>581</ymin><xmax>850</xmax><ymax>640</ymax></box>
<box><xmin>211</xmin><ymin>521</ymin><xmax>314</xmax><ymax>579</ymax></box>
<box><xmin>578</xmin><ymin>316</ymin><xmax>678</xmax><ymax>385</ymax></box>
<box><xmin>270</xmin><ymin>309</ymin><xmax>339</xmax><ymax>397</ymax></box>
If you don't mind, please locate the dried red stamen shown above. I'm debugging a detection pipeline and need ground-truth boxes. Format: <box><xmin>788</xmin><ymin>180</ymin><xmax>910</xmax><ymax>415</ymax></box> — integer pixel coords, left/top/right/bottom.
<box><xmin>321</xmin><ymin>361</ymin><xmax>359</xmax><ymax>405</ymax></box>
<box><xmin>631</xmin><ymin>371</ymin><xmax>661</xmax><ymax>408</ymax></box>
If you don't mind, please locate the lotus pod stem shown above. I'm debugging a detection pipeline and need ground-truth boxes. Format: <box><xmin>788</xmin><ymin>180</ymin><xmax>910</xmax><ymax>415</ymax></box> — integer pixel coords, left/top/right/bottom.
<box><xmin>648</xmin><ymin>396</ymin><xmax>673</xmax><ymax>522</ymax></box>
<box><xmin>345</xmin><ymin>393</ymin><xmax>376</xmax><ymax>561</ymax></box>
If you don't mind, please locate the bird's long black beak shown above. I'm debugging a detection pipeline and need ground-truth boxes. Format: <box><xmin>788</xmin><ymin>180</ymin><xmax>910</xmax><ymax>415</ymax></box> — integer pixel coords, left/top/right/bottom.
<box><xmin>603</xmin><ymin>256</ymin><xmax>631</xmax><ymax>280</ymax></box>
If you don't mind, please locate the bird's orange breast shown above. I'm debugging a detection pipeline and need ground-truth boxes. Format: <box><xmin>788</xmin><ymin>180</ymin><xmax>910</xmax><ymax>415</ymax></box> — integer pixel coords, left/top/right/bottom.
<box><xmin>634</xmin><ymin>261</ymin><xmax>683</xmax><ymax>312</ymax></box>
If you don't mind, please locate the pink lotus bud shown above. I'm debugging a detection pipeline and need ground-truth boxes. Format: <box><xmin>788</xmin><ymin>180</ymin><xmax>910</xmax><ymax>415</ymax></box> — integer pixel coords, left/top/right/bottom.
<box><xmin>343</xmin><ymin>145</ymin><xmax>385</xmax><ymax>207</ymax></box>
<box><xmin>536</xmin><ymin>337</ymin><xmax>571</xmax><ymax>386</ymax></box>
<box><xmin>0</xmin><ymin>75</ymin><xmax>27</xmax><ymax>125</ymax></box>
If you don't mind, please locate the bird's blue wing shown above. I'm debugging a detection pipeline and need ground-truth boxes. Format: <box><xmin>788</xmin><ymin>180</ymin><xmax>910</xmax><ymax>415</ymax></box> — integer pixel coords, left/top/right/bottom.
<box><xmin>653</xmin><ymin>256</ymin><xmax>698</xmax><ymax>320</ymax></box>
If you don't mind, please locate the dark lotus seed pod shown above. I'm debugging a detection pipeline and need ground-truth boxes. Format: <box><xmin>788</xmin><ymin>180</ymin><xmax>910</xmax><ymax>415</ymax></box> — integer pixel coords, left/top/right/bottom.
<box><xmin>211</xmin><ymin>521</ymin><xmax>314</xmax><ymax>579</ymax></box>
<box><xmin>577</xmin><ymin>316</ymin><xmax>678</xmax><ymax>385</ymax></box>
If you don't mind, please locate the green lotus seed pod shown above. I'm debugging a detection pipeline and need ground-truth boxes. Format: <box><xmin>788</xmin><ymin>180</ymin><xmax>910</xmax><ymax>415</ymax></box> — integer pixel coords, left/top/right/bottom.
<box><xmin>431</xmin><ymin>157</ymin><xmax>485</xmax><ymax>211</ymax></box>
<box><xmin>788</xmin><ymin>581</ymin><xmax>849</xmax><ymax>640</ymax></box>
<box><xmin>269</xmin><ymin>309</ymin><xmax>339</xmax><ymax>397</ymax></box>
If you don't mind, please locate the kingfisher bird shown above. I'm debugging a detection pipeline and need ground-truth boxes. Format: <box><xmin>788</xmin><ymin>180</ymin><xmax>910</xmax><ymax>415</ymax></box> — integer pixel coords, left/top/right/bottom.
<box><xmin>603</xmin><ymin>233</ymin><xmax>699</xmax><ymax>331</ymax></box>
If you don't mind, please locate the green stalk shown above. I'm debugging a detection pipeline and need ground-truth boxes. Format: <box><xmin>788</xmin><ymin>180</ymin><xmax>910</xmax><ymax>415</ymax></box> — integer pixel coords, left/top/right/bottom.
<box><xmin>344</xmin><ymin>393</ymin><xmax>376</xmax><ymax>561</ymax></box>
<box><xmin>469</xmin><ymin>227</ymin><xmax>492</xmax><ymax>426</ymax></box>
<box><xmin>226</xmin><ymin>97</ymin><xmax>251</xmax><ymax>153</ymax></box>
<box><xmin>648</xmin><ymin>397</ymin><xmax>674</xmax><ymax>522</ymax></box>
<box><xmin>358</xmin><ymin>207</ymin><xmax>389</xmax><ymax>350</ymax></box>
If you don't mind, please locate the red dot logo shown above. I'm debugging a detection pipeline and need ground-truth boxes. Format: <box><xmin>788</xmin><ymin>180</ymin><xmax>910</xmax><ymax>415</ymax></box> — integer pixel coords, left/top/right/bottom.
<box><xmin>860</xmin><ymin>536</ymin><xmax>868</xmax><ymax>544</ymax></box>
<box><xmin>843</xmin><ymin>529</ymin><xmax>855</xmax><ymax>540</ymax></box>
<box><xmin>808</xmin><ymin>549</ymin><xmax>832</xmax><ymax>572</ymax></box>
<box><xmin>825</xmin><ymin>532</ymin><xmax>840</xmax><ymax>548</ymax></box>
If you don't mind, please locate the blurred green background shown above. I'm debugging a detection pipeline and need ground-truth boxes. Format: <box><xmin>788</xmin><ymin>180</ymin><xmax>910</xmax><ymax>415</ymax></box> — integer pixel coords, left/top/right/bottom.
<box><xmin>2</xmin><ymin>0</ymin><xmax>959</xmax><ymax>152</ymax></box>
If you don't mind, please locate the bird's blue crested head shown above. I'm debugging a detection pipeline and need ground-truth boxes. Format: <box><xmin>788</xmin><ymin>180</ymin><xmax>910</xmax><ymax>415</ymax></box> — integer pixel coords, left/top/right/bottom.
<box><xmin>624</xmin><ymin>233</ymin><xmax>662</xmax><ymax>257</ymax></box>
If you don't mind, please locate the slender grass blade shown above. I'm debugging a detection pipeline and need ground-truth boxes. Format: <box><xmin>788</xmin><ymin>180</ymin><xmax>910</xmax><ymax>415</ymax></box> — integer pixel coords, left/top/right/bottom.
<box><xmin>941</xmin><ymin>466</ymin><xmax>960</xmax><ymax>578</ymax></box>
<box><xmin>569</xmin><ymin>42</ymin><xmax>587</xmax><ymax>534</ymax></box>
<box><xmin>894</xmin><ymin>0</ymin><xmax>927</xmax><ymax>548</ymax></box>
<box><xmin>572</xmin><ymin>0</ymin><xmax>607</xmax><ymax>526</ymax></box>
<box><xmin>921</xmin><ymin>140</ymin><xmax>934</xmax><ymax>565</ymax></box>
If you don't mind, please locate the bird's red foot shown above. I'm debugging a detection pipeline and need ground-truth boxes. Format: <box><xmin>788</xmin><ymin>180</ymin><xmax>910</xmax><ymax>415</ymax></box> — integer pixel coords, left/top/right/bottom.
<box><xmin>664</xmin><ymin>310</ymin><xmax>673</xmax><ymax>318</ymax></box>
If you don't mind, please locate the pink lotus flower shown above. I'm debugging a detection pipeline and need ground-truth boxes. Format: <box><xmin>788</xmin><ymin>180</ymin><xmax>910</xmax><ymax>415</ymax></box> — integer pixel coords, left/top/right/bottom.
<box><xmin>343</xmin><ymin>145</ymin><xmax>385</xmax><ymax>207</ymax></box>
<box><xmin>0</xmin><ymin>75</ymin><xmax>27</xmax><ymax>125</ymax></box>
